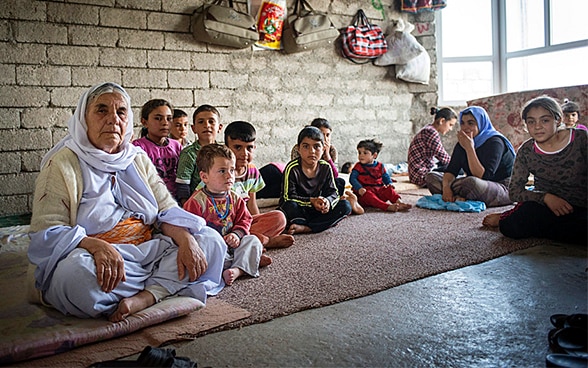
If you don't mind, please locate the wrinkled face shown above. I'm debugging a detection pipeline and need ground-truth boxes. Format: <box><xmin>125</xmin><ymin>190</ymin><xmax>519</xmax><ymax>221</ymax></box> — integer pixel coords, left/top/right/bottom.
<box><xmin>357</xmin><ymin>147</ymin><xmax>376</xmax><ymax>165</ymax></box>
<box><xmin>226</xmin><ymin>137</ymin><xmax>255</xmax><ymax>171</ymax></box>
<box><xmin>297</xmin><ymin>137</ymin><xmax>324</xmax><ymax>167</ymax></box>
<box><xmin>171</xmin><ymin>116</ymin><xmax>190</xmax><ymax>140</ymax></box>
<box><xmin>142</xmin><ymin>105</ymin><xmax>173</xmax><ymax>143</ymax></box>
<box><xmin>460</xmin><ymin>114</ymin><xmax>480</xmax><ymax>137</ymax></box>
<box><xmin>439</xmin><ymin>117</ymin><xmax>457</xmax><ymax>135</ymax></box>
<box><xmin>200</xmin><ymin>157</ymin><xmax>235</xmax><ymax>194</ymax></box>
<box><xmin>563</xmin><ymin>111</ymin><xmax>579</xmax><ymax>127</ymax></box>
<box><xmin>524</xmin><ymin>106</ymin><xmax>559</xmax><ymax>144</ymax></box>
<box><xmin>193</xmin><ymin>111</ymin><xmax>222</xmax><ymax>144</ymax></box>
<box><xmin>85</xmin><ymin>93</ymin><xmax>128</xmax><ymax>154</ymax></box>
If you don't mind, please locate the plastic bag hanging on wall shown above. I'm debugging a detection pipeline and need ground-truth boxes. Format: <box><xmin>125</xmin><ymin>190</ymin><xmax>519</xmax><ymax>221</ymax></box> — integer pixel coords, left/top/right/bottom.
<box><xmin>255</xmin><ymin>0</ymin><xmax>287</xmax><ymax>50</ymax></box>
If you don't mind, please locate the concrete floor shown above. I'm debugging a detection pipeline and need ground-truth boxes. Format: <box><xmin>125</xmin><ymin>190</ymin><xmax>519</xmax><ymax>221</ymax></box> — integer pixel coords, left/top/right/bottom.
<box><xmin>168</xmin><ymin>243</ymin><xmax>587</xmax><ymax>368</ymax></box>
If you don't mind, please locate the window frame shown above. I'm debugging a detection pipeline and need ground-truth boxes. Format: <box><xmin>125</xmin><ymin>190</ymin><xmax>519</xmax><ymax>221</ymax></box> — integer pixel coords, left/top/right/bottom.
<box><xmin>437</xmin><ymin>0</ymin><xmax>588</xmax><ymax>105</ymax></box>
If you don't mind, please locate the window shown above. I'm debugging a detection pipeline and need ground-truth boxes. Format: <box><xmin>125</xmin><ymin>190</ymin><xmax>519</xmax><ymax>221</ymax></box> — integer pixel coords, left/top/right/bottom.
<box><xmin>437</xmin><ymin>0</ymin><xmax>588</xmax><ymax>105</ymax></box>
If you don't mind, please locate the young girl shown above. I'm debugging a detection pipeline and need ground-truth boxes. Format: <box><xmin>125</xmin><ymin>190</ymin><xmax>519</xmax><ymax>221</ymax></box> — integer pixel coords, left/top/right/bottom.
<box><xmin>350</xmin><ymin>139</ymin><xmax>411</xmax><ymax>212</ymax></box>
<box><xmin>170</xmin><ymin>109</ymin><xmax>192</xmax><ymax>147</ymax></box>
<box><xmin>483</xmin><ymin>96</ymin><xmax>587</xmax><ymax>245</ymax></box>
<box><xmin>561</xmin><ymin>99</ymin><xmax>588</xmax><ymax>131</ymax></box>
<box><xmin>425</xmin><ymin>106</ymin><xmax>515</xmax><ymax>207</ymax></box>
<box><xmin>132</xmin><ymin>99</ymin><xmax>182</xmax><ymax>198</ymax></box>
<box><xmin>408</xmin><ymin>107</ymin><xmax>457</xmax><ymax>187</ymax></box>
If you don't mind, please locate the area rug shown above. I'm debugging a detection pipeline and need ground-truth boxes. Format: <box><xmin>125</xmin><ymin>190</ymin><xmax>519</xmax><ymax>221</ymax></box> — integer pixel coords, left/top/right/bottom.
<box><xmin>214</xmin><ymin>193</ymin><xmax>550</xmax><ymax>330</ymax></box>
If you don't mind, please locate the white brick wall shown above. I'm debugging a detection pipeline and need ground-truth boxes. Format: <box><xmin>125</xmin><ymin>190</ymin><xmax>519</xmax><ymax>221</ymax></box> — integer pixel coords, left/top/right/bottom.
<box><xmin>0</xmin><ymin>0</ymin><xmax>440</xmax><ymax>216</ymax></box>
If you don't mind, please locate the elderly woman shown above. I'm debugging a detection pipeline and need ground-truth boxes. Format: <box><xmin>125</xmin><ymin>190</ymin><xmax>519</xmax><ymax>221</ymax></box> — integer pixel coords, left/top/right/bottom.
<box><xmin>425</xmin><ymin>106</ymin><xmax>516</xmax><ymax>207</ymax></box>
<box><xmin>28</xmin><ymin>82</ymin><xmax>226</xmax><ymax>322</ymax></box>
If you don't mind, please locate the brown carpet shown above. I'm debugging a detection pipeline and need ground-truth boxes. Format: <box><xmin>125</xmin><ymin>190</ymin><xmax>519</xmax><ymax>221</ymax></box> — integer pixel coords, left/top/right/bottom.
<box><xmin>215</xmin><ymin>193</ymin><xmax>548</xmax><ymax>329</ymax></box>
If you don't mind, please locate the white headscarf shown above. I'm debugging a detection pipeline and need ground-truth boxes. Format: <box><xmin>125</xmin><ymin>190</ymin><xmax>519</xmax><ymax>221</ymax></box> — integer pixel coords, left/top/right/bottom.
<box><xmin>41</xmin><ymin>82</ymin><xmax>141</xmax><ymax>172</ymax></box>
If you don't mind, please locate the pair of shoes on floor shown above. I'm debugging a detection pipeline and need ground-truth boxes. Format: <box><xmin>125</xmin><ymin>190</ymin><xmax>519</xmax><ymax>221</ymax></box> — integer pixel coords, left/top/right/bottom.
<box><xmin>546</xmin><ymin>313</ymin><xmax>587</xmax><ymax>368</ymax></box>
<box><xmin>90</xmin><ymin>346</ymin><xmax>197</xmax><ymax>367</ymax></box>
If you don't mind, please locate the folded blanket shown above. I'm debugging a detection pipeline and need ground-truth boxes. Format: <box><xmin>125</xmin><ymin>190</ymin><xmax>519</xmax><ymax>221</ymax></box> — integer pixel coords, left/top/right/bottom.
<box><xmin>416</xmin><ymin>194</ymin><xmax>486</xmax><ymax>213</ymax></box>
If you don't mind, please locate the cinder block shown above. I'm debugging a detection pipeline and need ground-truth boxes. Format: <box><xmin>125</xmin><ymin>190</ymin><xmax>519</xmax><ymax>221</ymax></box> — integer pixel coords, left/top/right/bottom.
<box><xmin>147</xmin><ymin>12</ymin><xmax>190</xmax><ymax>33</ymax></box>
<box><xmin>162</xmin><ymin>0</ymin><xmax>197</xmax><ymax>14</ymax></box>
<box><xmin>0</xmin><ymin>129</ymin><xmax>52</xmax><ymax>151</ymax></box>
<box><xmin>123</xmin><ymin>69</ymin><xmax>167</xmax><ymax>88</ymax></box>
<box><xmin>192</xmin><ymin>52</ymin><xmax>231</xmax><ymax>71</ymax></box>
<box><xmin>21</xmin><ymin>107</ymin><xmax>72</xmax><ymax>129</ymax></box>
<box><xmin>149</xmin><ymin>89</ymin><xmax>193</xmax><ymax>107</ymax></box>
<box><xmin>50</xmin><ymin>87</ymin><xmax>89</xmax><ymax>108</ymax></box>
<box><xmin>210</xmin><ymin>72</ymin><xmax>248</xmax><ymax>89</ymax></box>
<box><xmin>147</xmin><ymin>50</ymin><xmax>191</xmax><ymax>70</ymax></box>
<box><xmin>100</xmin><ymin>48</ymin><xmax>146</xmax><ymax>68</ymax></box>
<box><xmin>48</xmin><ymin>45</ymin><xmax>100</xmax><ymax>67</ymax></box>
<box><xmin>0</xmin><ymin>0</ymin><xmax>46</xmax><ymax>21</ymax></box>
<box><xmin>0</xmin><ymin>108</ymin><xmax>20</xmax><ymax>129</ymax></box>
<box><xmin>119</xmin><ymin>29</ymin><xmax>165</xmax><ymax>50</ymax></box>
<box><xmin>167</xmin><ymin>70</ymin><xmax>208</xmax><ymax>89</ymax></box>
<box><xmin>0</xmin><ymin>152</ymin><xmax>20</xmax><ymax>174</ymax></box>
<box><xmin>165</xmin><ymin>33</ymin><xmax>207</xmax><ymax>52</ymax></box>
<box><xmin>118</xmin><ymin>0</ymin><xmax>161</xmax><ymax>11</ymax></box>
<box><xmin>100</xmin><ymin>8</ymin><xmax>147</xmax><ymax>30</ymax></box>
<box><xmin>0</xmin><ymin>42</ymin><xmax>47</xmax><ymax>65</ymax></box>
<box><xmin>15</xmin><ymin>22</ymin><xmax>68</xmax><ymax>44</ymax></box>
<box><xmin>21</xmin><ymin>150</ymin><xmax>44</xmax><ymax>172</ymax></box>
<box><xmin>69</xmin><ymin>26</ymin><xmax>119</xmax><ymax>47</ymax></box>
<box><xmin>0</xmin><ymin>194</ymin><xmax>29</xmax><ymax>216</ymax></box>
<box><xmin>0</xmin><ymin>64</ymin><xmax>16</xmax><ymax>85</ymax></box>
<box><xmin>0</xmin><ymin>172</ymin><xmax>37</xmax><ymax>195</ymax></box>
<box><xmin>16</xmin><ymin>65</ymin><xmax>71</xmax><ymax>86</ymax></box>
<box><xmin>0</xmin><ymin>86</ymin><xmax>49</xmax><ymax>108</ymax></box>
<box><xmin>71</xmin><ymin>67</ymin><xmax>122</xmax><ymax>87</ymax></box>
<box><xmin>47</xmin><ymin>3</ymin><xmax>99</xmax><ymax>25</ymax></box>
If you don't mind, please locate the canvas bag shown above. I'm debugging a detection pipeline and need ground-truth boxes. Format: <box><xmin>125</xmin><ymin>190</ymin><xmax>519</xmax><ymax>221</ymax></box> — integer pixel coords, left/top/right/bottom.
<box><xmin>281</xmin><ymin>0</ymin><xmax>339</xmax><ymax>54</ymax></box>
<box><xmin>192</xmin><ymin>0</ymin><xmax>258</xmax><ymax>49</ymax></box>
<box><xmin>340</xmin><ymin>9</ymin><xmax>388</xmax><ymax>61</ymax></box>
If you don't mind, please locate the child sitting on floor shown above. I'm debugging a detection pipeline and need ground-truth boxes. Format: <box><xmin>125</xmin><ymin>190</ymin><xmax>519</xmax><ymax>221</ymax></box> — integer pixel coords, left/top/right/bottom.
<box><xmin>170</xmin><ymin>109</ymin><xmax>192</xmax><ymax>148</ymax></box>
<box><xmin>350</xmin><ymin>139</ymin><xmax>412</xmax><ymax>212</ymax></box>
<box><xmin>561</xmin><ymin>99</ymin><xmax>587</xmax><ymax>131</ymax></box>
<box><xmin>279</xmin><ymin>126</ymin><xmax>352</xmax><ymax>234</ymax></box>
<box><xmin>183</xmin><ymin>144</ymin><xmax>269</xmax><ymax>286</ymax></box>
<box><xmin>223</xmin><ymin>120</ymin><xmax>294</xmax><ymax>248</ymax></box>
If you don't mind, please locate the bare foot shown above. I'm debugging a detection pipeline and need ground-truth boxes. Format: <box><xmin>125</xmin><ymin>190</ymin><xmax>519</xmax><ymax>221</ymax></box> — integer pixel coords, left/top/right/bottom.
<box><xmin>265</xmin><ymin>234</ymin><xmax>295</xmax><ymax>248</ymax></box>
<box><xmin>482</xmin><ymin>213</ymin><xmax>501</xmax><ymax>228</ymax></box>
<box><xmin>344</xmin><ymin>190</ymin><xmax>364</xmax><ymax>215</ymax></box>
<box><xmin>387</xmin><ymin>202</ymin><xmax>411</xmax><ymax>212</ymax></box>
<box><xmin>223</xmin><ymin>268</ymin><xmax>244</xmax><ymax>286</ymax></box>
<box><xmin>287</xmin><ymin>223</ymin><xmax>312</xmax><ymax>235</ymax></box>
<box><xmin>109</xmin><ymin>290</ymin><xmax>156</xmax><ymax>322</ymax></box>
<box><xmin>259</xmin><ymin>254</ymin><xmax>272</xmax><ymax>268</ymax></box>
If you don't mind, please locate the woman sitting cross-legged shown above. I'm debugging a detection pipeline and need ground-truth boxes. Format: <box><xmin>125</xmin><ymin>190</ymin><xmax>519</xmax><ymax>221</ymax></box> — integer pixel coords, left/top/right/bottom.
<box><xmin>27</xmin><ymin>82</ymin><xmax>227</xmax><ymax>322</ymax></box>
<box><xmin>425</xmin><ymin>106</ymin><xmax>516</xmax><ymax>207</ymax></box>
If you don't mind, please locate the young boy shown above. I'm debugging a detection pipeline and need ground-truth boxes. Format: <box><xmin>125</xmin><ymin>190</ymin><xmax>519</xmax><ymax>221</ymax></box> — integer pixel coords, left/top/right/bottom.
<box><xmin>279</xmin><ymin>126</ymin><xmax>352</xmax><ymax>234</ymax></box>
<box><xmin>176</xmin><ymin>104</ymin><xmax>223</xmax><ymax>205</ymax></box>
<box><xmin>350</xmin><ymin>139</ymin><xmax>412</xmax><ymax>212</ymax></box>
<box><xmin>170</xmin><ymin>109</ymin><xmax>192</xmax><ymax>148</ymax></box>
<box><xmin>183</xmin><ymin>144</ymin><xmax>268</xmax><ymax>286</ymax></box>
<box><xmin>223</xmin><ymin>121</ymin><xmax>294</xmax><ymax>248</ymax></box>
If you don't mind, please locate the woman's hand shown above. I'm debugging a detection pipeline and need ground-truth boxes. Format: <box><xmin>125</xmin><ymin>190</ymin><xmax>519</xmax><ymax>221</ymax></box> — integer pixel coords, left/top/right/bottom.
<box><xmin>79</xmin><ymin>237</ymin><xmax>126</xmax><ymax>293</ymax></box>
<box><xmin>544</xmin><ymin>193</ymin><xmax>574</xmax><ymax>216</ymax></box>
<box><xmin>457</xmin><ymin>130</ymin><xmax>475</xmax><ymax>151</ymax></box>
<box><xmin>224</xmin><ymin>233</ymin><xmax>240</xmax><ymax>248</ymax></box>
<box><xmin>161</xmin><ymin>223</ymin><xmax>207</xmax><ymax>282</ymax></box>
<box><xmin>442</xmin><ymin>187</ymin><xmax>455</xmax><ymax>202</ymax></box>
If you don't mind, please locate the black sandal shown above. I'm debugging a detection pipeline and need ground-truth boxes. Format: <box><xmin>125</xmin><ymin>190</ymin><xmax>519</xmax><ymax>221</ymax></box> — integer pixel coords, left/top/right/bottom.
<box><xmin>90</xmin><ymin>346</ymin><xmax>197</xmax><ymax>368</ymax></box>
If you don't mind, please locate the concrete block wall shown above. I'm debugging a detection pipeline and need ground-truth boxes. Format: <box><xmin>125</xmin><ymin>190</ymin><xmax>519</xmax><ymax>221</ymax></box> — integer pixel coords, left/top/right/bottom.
<box><xmin>0</xmin><ymin>0</ymin><xmax>440</xmax><ymax>216</ymax></box>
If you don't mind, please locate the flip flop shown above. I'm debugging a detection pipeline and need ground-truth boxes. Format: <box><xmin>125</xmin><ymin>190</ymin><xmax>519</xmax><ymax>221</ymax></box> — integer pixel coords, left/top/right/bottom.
<box><xmin>90</xmin><ymin>346</ymin><xmax>197</xmax><ymax>367</ymax></box>
<box><xmin>549</xmin><ymin>327</ymin><xmax>588</xmax><ymax>356</ymax></box>
<box><xmin>550</xmin><ymin>314</ymin><xmax>588</xmax><ymax>329</ymax></box>
<box><xmin>546</xmin><ymin>353</ymin><xmax>588</xmax><ymax>368</ymax></box>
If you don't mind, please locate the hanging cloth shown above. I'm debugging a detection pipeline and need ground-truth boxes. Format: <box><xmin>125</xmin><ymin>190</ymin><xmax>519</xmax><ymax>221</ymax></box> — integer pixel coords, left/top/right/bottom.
<box><xmin>401</xmin><ymin>0</ymin><xmax>447</xmax><ymax>13</ymax></box>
